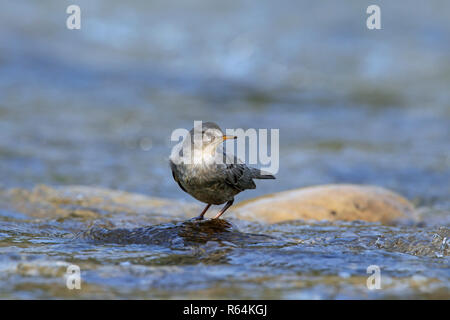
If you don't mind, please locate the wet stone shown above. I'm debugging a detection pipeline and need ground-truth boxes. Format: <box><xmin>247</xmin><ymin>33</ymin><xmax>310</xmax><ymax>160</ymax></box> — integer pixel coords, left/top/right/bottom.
<box><xmin>80</xmin><ymin>219</ymin><xmax>272</xmax><ymax>247</ymax></box>
<box><xmin>230</xmin><ymin>184</ymin><xmax>417</xmax><ymax>224</ymax></box>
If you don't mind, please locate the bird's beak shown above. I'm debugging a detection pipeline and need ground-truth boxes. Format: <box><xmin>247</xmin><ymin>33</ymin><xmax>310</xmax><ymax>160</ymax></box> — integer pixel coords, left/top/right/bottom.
<box><xmin>222</xmin><ymin>135</ymin><xmax>237</xmax><ymax>141</ymax></box>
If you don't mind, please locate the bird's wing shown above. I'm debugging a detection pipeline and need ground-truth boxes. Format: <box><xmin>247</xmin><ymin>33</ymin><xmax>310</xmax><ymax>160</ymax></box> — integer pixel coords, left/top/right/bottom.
<box><xmin>223</xmin><ymin>163</ymin><xmax>257</xmax><ymax>191</ymax></box>
<box><xmin>221</xmin><ymin>151</ymin><xmax>257</xmax><ymax>192</ymax></box>
<box><xmin>220</xmin><ymin>149</ymin><xmax>275</xmax><ymax>191</ymax></box>
<box><xmin>170</xmin><ymin>161</ymin><xmax>188</xmax><ymax>193</ymax></box>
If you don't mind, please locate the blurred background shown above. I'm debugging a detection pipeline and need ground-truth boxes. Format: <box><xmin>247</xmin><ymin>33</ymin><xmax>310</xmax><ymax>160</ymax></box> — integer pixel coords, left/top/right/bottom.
<box><xmin>0</xmin><ymin>0</ymin><xmax>449</xmax><ymax>212</ymax></box>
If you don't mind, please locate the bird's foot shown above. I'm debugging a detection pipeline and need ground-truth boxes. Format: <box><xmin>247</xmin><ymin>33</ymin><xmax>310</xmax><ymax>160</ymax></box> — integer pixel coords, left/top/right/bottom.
<box><xmin>191</xmin><ymin>204</ymin><xmax>211</xmax><ymax>221</ymax></box>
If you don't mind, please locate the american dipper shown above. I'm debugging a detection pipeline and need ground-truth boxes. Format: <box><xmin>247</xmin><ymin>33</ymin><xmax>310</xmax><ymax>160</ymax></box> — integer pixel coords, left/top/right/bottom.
<box><xmin>169</xmin><ymin>122</ymin><xmax>275</xmax><ymax>219</ymax></box>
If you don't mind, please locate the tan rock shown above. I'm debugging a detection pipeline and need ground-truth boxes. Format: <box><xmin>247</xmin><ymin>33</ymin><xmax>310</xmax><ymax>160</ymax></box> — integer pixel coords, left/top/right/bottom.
<box><xmin>0</xmin><ymin>185</ymin><xmax>196</xmax><ymax>222</ymax></box>
<box><xmin>229</xmin><ymin>184</ymin><xmax>416</xmax><ymax>224</ymax></box>
<box><xmin>0</xmin><ymin>184</ymin><xmax>416</xmax><ymax>224</ymax></box>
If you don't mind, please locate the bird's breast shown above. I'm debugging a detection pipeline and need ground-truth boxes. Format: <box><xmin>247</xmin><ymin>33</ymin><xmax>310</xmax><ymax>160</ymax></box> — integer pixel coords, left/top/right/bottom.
<box><xmin>175</xmin><ymin>162</ymin><xmax>238</xmax><ymax>205</ymax></box>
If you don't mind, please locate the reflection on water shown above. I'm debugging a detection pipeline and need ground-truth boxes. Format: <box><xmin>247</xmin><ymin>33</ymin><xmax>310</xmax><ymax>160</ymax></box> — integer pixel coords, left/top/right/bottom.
<box><xmin>0</xmin><ymin>1</ymin><xmax>449</xmax><ymax>299</ymax></box>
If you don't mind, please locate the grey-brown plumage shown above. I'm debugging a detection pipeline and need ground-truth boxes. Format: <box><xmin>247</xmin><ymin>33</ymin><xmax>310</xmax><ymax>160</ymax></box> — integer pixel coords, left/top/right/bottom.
<box><xmin>169</xmin><ymin>122</ymin><xmax>275</xmax><ymax>219</ymax></box>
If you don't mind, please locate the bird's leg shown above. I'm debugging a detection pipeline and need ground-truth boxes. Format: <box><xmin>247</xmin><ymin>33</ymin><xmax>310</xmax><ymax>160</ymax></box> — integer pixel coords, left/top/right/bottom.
<box><xmin>213</xmin><ymin>199</ymin><xmax>234</xmax><ymax>219</ymax></box>
<box><xmin>194</xmin><ymin>203</ymin><xmax>211</xmax><ymax>220</ymax></box>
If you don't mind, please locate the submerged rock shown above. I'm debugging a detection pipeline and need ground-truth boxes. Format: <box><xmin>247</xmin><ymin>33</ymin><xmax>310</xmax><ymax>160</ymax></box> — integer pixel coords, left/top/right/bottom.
<box><xmin>0</xmin><ymin>184</ymin><xmax>416</xmax><ymax>224</ymax></box>
<box><xmin>81</xmin><ymin>219</ymin><xmax>271</xmax><ymax>246</ymax></box>
<box><xmin>229</xmin><ymin>184</ymin><xmax>416</xmax><ymax>224</ymax></box>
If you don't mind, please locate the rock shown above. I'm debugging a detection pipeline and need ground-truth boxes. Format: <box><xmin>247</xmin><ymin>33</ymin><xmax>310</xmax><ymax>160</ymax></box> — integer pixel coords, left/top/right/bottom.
<box><xmin>0</xmin><ymin>184</ymin><xmax>416</xmax><ymax>224</ymax></box>
<box><xmin>0</xmin><ymin>185</ymin><xmax>196</xmax><ymax>222</ymax></box>
<box><xmin>229</xmin><ymin>184</ymin><xmax>416</xmax><ymax>224</ymax></box>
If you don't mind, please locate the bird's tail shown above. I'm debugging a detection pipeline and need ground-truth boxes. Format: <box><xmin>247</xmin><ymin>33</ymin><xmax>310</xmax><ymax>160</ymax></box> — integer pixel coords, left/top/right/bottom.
<box><xmin>250</xmin><ymin>168</ymin><xmax>276</xmax><ymax>179</ymax></box>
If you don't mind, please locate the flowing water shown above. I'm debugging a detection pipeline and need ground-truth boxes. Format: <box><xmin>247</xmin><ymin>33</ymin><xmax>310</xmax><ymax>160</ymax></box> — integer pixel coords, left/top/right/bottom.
<box><xmin>0</xmin><ymin>1</ymin><xmax>449</xmax><ymax>299</ymax></box>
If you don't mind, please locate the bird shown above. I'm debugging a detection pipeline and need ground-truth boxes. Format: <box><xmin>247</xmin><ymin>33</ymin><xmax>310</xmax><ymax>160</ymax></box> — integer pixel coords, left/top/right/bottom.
<box><xmin>169</xmin><ymin>122</ymin><xmax>275</xmax><ymax>220</ymax></box>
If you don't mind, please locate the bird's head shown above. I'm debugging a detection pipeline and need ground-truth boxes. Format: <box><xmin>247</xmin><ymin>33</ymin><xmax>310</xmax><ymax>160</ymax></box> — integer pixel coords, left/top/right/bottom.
<box><xmin>187</xmin><ymin>122</ymin><xmax>237</xmax><ymax>157</ymax></box>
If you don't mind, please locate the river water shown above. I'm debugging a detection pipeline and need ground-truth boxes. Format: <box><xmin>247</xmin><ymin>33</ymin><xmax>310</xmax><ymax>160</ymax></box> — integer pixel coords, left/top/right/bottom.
<box><xmin>0</xmin><ymin>1</ymin><xmax>449</xmax><ymax>299</ymax></box>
